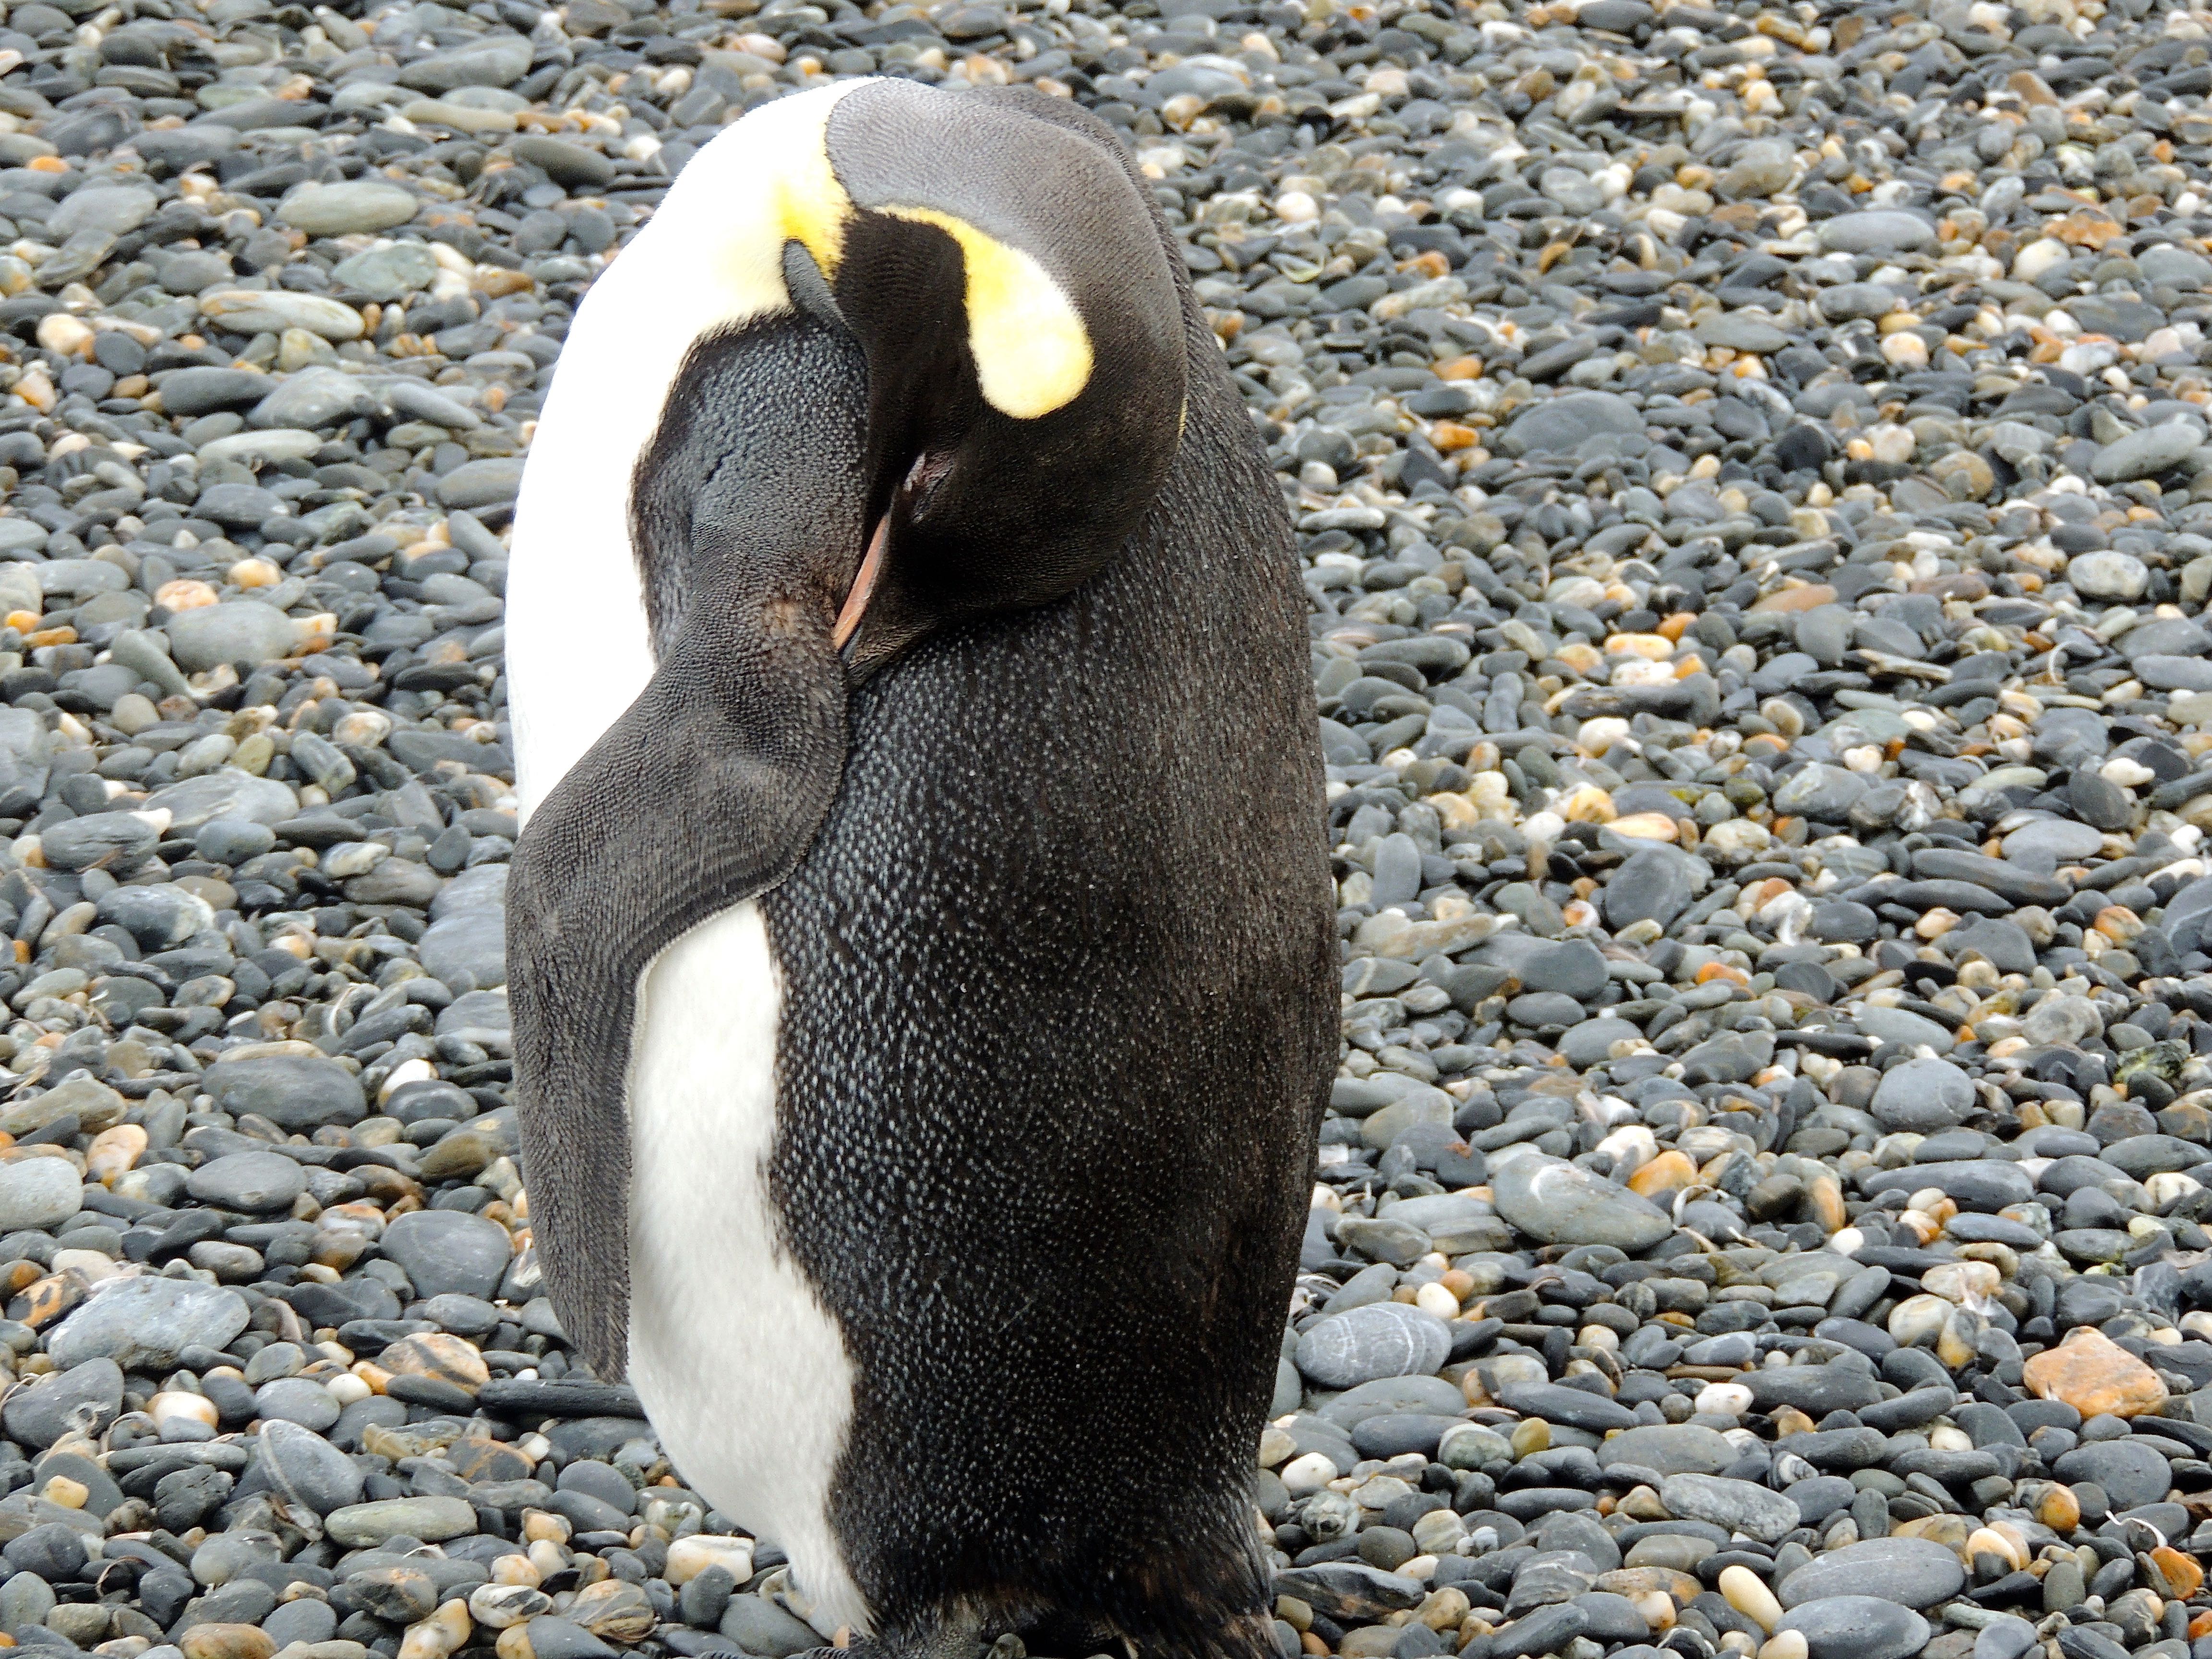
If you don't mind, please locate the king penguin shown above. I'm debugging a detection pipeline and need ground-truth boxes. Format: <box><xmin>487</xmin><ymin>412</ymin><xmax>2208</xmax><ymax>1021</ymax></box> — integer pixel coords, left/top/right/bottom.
<box><xmin>505</xmin><ymin>77</ymin><xmax>1335</xmax><ymax>1659</ymax></box>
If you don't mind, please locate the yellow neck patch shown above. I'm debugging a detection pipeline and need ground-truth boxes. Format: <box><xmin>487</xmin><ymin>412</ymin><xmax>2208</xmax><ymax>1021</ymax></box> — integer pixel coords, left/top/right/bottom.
<box><xmin>678</xmin><ymin>81</ymin><xmax>862</xmax><ymax>324</ymax></box>
<box><xmin>769</xmin><ymin>117</ymin><xmax>851</xmax><ymax>284</ymax></box>
<box><xmin>884</xmin><ymin>205</ymin><xmax>1094</xmax><ymax>421</ymax></box>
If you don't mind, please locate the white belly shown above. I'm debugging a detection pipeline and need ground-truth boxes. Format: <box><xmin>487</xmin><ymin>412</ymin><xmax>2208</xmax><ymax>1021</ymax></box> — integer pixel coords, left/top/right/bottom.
<box><xmin>626</xmin><ymin>901</ymin><xmax>868</xmax><ymax>1635</ymax></box>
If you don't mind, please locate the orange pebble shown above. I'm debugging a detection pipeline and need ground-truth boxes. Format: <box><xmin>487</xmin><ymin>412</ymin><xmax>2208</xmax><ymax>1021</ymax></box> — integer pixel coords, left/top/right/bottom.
<box><xmin>1628</xmin><ymin>1150</ymin><xmax>1699</xmax><ymax>1197</ymax></box>
<box><xmin>2154</xmin><ymin>1546</ymin><xmax>2203</xmax><ymax>1599</ymax></box>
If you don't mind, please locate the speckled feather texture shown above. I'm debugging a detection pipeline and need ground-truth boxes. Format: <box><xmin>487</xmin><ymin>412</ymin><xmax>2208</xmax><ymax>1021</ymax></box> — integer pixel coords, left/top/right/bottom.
<box><xmin>510</xmin><ymin>88</ymin><xmax>1334</xmax><ymax>1659</ymax></box>
<box><xmin>761</xmin><ymin>340</ymin><xmax>1334</xmax><ymax>1658</ymax></box>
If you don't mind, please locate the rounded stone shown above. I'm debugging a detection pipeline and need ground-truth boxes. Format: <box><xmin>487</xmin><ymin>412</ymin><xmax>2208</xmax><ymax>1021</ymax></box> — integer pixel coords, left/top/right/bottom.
<box><xmin>1491</xmin><ymin>1155</ymin><xmax>1671</xmax><ymax>1250</ymax></box>
<box><xmin>1499</xmin><ymin>391</ymin><xmax>1642</xmax><ymax>457</ymax></box>
<box><xmin>323</xmin><ymin>1495</ymin><xmax>478</xmax><ymax>1547</ymax></box>
<box><xmin>47</xmin><ymin>1277</ymin><xmax>251</xmax><ymax>1371</ymax></box>
<box><xmin>1777</xmin><ymin>1537</ymin><xmax>1967</xmax><ymax>1609</ymax></box>
<box><xmin>2091</xmin><ymin>421</ymin><xmax>2200</xmax><ymax>484</ymax></box>
<box><xmin>276</xmin><ymin>181</ymin><xmax>420</xmax><ymax>237</ymax></box>
<box><xmin>1869</xmin><ymin>1057</ymin><xmax>1974</xmax><ymax>1132</ymax></box>
<box><xmin>331</xmin><ymin>241</ymin><xmax>439</xmax><ymax>301</ymax></box>
<box><xmin>2053</xmin><ymin>1437</ymin><xmax>2173</xmax><ymax>1511</ymax></box>
<box><xmin>1777</xmin><ymin>1596</ymin><xmax>1930</xmax><ymax>1659</ymax></box>
<box><xmin>164</xmin><ymin>603</ymin><xmax>299</xmax><ymax>673</ymax></box>
<box><xmin>1659</xmin><ymin>1472</ymin><xmax>1801</xmax><ymax>1544</ymax></box>
<box><xmin>435</xmin><ymin>457</ymin><xmax>526</xmax><ymax>510</ymax></box>
<box><xmin>2068</xmin><ymin>550</ymin><xmax>2152</xmax><ymax>601</ymax></box>
<box><xmin>252</xmin><ymin>1376</ymin><xmax>339</xmax><ymax>1432</ymax></box>
<box><xmin>199</xmin><ymin>289</ymin><xmax>365</xmax><ymax>341</ymax></box>
<box><xmin>256</xmin><ymin>1419</ymin><xmax>363</xmax><ymax>1516</ymax></box>
<box><xmin>1596</xmin><ymin>1424</ymin><xmax>1736</xmax><ymax>1477</ymax></box>
<box><xmin>379</xmin><ymin>1208</ymin><xmax>514</xmax><ymax>1300</ymax></box>
<box><xmin>512</xmin><ymin>135</ymin><xmax>616</xmax><ymax>189</ymax></box>
<box><xmin>200</xmin><ymin>1054</ymin><xmax>367</xmax><ymax>1130</ymax></box>
<box><xmin>143</xmin><ymin>771</ymin><xmax>300</xmax><ymax>830</ymax></box>
<box><xmin>0</xmin><ymin>1358</ymin><xmax>121</xmax><ymax>1450</ymax></box>
<box><xmin>96</xmin><ymin>883</ymin><xmax>215</xmax><ymax>951</ymax></box>
<box><xmin>47</xmin><ymin>185</ymin><xmax>156</xmax><ymax>239</ymax></box>
<box><xmin>0</xmin><ymin>1158</ymin><xmax>82</xmax><ymax>1233</ymax></box>
<box><xmin>187</xmin><ymin>1151</ymin><xmax>307</xmax><ymax>1214</ymax></box>
<box><xmin>1293</xmin><ymin>1303</ymin><xmax>1452</xmax><ymax>1389</ymax></box>
<box><xmin>1816</xmin><ymin>211</ymin><xmax>1937</xmax><ymax>254</ymax></box>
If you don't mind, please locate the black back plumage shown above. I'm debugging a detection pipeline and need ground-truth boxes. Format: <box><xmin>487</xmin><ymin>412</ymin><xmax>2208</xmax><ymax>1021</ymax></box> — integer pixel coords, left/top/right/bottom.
<box><xmin>762</xmin><ymin>207</ymin><xmax>1334</xmax><ymax>1653</ymax></box>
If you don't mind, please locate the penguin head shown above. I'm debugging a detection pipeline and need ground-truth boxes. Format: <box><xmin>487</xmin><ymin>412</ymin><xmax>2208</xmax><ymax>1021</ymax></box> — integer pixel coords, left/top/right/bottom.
<box><xmin>641</xmin><ymin>76</ymin><xmax>1189</xmax><ymax>680</ymax></box>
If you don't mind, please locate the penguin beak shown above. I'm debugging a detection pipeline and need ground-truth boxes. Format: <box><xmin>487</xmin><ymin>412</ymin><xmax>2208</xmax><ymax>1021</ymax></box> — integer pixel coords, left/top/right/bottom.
<box><xmin>831</xmin><ymin>454</ymin><xmax>932</xmax><ymax>655</ymax></box>
<box><xmin>831</xmin><ymin>515</ymin><xmax>887</xmax><ymax>653</ymax></box>
<box><xmin>830</xmin><ymin>448</ymin><xmax>952</xmax><ymax>666</ymax></box>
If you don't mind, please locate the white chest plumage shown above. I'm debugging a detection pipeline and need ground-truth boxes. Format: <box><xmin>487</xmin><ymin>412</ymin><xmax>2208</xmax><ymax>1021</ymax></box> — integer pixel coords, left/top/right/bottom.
<box><xmin>625</xmin><ymin>902</ymin><xmax>868</xmax><ymax>1635</ymax></box>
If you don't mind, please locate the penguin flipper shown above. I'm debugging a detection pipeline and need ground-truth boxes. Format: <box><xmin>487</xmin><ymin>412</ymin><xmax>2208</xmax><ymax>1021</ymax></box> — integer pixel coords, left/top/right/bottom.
<box><xmin>508</xmin><ymin>602</ymin><xmax>848</xmax><ymax>1382</ymax></box>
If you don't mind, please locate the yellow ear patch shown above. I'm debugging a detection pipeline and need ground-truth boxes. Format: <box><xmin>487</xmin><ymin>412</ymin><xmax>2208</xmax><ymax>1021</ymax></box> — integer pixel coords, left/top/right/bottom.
<box><xmin>884</xmin><ymin>206</ymin><xmax>1094</xmax><ymax>420</ymax></box>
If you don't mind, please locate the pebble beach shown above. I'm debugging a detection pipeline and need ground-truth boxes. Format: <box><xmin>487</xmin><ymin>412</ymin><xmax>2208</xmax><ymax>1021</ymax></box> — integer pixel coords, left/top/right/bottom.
<box><xmin>0</xmin><ymin>0</ymin><xmax>2200</xmax><ymax>1659</ymax></box>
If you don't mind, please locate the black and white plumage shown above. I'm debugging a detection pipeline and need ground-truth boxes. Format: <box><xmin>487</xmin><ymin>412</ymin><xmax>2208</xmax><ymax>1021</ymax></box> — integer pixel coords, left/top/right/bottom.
<box><xmin>506</xmin><ymin>77</ymin><xmax>1334</xmax><ymax>1659</ymax></box>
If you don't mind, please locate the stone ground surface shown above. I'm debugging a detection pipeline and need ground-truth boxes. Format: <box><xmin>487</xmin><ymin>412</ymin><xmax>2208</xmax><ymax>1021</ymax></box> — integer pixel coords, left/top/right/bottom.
<box><xmin>0</xmin><ymin>0</ymin><xmax>2210</xmax><ymax>1659</ymax></box>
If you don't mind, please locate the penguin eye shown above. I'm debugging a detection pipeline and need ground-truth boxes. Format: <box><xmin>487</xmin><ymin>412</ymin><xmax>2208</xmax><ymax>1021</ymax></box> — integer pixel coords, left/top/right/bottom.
<box><xmin>896</xmin><ymin>449</ymin><xmax>953</xmax><ymax>521</ymax></box>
